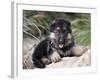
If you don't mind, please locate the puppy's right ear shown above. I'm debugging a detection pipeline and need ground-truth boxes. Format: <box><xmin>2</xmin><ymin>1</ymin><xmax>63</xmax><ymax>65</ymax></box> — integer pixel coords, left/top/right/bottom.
<box><xmin>51</xmin><ymin>20</ymin><xmax>56</xmax><ymax>24</ymax></box>
<box><xmin>49</xmin><ymin>20</ymin><xmax>56</xmax><ymax>32</ymax></box>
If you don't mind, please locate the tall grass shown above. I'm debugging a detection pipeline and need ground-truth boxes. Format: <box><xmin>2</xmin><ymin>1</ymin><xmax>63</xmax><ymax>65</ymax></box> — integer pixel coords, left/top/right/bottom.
<box><xmin>23</xmin><ymin>10</ymin><xmax>90</xmax><ymax>47</ymax></box>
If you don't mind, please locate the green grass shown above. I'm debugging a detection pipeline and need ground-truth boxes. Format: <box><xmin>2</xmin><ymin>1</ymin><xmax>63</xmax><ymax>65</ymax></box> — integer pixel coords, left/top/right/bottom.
<box><xmin>23</xmin><ymin>10</ymin><xmax>91</xmax><ymax>47</ymax></box>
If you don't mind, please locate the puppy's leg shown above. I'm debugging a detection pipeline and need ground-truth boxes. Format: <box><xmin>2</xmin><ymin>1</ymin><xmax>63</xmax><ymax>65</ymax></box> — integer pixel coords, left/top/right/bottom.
<box><xmin>71</xmin><ymin>45</ymin><xmax>88</xmax><ymax>56</ymax></box>
<box><xmin>32</xmin><ymin>58</ymin><xmax>45</xmax><ymax>68</ymax></box>
<box><xmin>49</xmin><ymin>51</ymin><xmax>61</xmax><ymax>63</ymax></box>
<box><xmin>41</xmin><ymin>57</ymin><xmax>51</xmax><ymax>65</ymax></box>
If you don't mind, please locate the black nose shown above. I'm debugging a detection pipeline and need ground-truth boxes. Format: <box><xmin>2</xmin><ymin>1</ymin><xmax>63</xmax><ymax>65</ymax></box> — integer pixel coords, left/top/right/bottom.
<box><xmin>59</xmin><ymin>39</ymin><xmax>63</xmax><ymax>42</ymax></box>
<box><xmin>59</xmin><ymin>34</ymin><xmax>64</xmax><ymax>44</ymax></box>
<box><xmin>59</xmin><ymin>38</ymin><xmax>64</xmax><ymax>44</ymax></box>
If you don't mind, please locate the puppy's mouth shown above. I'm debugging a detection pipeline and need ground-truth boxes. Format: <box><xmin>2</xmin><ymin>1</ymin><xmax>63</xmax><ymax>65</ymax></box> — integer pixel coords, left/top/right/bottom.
<box><xmin>58</xmin><ymin>44</ymin><xmax>64</xmax><ymax>48</ymax></box>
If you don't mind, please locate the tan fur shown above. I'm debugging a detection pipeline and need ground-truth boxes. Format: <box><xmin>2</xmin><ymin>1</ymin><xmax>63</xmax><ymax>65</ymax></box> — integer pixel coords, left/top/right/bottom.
<box><xmin>67</xmin><ymin>33</ymin><xmax>72</xmax><ymax>39</ymax></box>
<box><xmin>50</xmin><ymin>33</ymin><xmax>55</xmax><ymax>39</ymax></box>
<box><xmin>71</xmin><ymin>45</ymin><xmax>88</xmax><ymax>56</ymax></box>
<box><xmin>66</xmin><ymin>33</ymin><xmax>72</xmax><ymax>45</ymax></box>
<box><xmin>49</xmin><ymin>51</ymin><xmax>61</xmax><ymax>63</ymax></box>
<box><xmin>41</xmin><ymin>57</ymin><xmax>51</xmax><ymax>65</ymax></box>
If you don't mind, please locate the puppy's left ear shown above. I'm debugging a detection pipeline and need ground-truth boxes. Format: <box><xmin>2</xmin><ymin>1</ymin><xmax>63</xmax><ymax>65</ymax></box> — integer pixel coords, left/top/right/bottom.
<box><xmin>66</xmin><ymin>21</ymin><xmax>72</xmax><ymax>33</ymax></box>
<box><xmin>67</xmin><ymin>20</ymin><xmax>71</xmax><ymax>27</ymax></box>
<box><xmin>69</xmin><ymin>22</ymin><xmax>71</xmax><ymax>27</ymax></box>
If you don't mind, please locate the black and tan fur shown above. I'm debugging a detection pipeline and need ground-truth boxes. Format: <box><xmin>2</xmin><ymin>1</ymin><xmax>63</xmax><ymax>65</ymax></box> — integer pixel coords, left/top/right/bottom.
<box><xmin>32</xmin><ymin>18</ymin><xmax>83</xmax><ymax>68</ymax></box>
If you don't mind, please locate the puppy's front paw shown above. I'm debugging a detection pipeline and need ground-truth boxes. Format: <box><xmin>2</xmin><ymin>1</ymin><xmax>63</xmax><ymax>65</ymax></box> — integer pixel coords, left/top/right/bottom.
<box><xmin>41</xmin><ymin>57</ymin><xmax>51</xmax><ymax>65</ymax></box>
<box><xmin>49</xmin><ymin>52</ymin><xmax>61</xmax><ymax>63</ymax></box>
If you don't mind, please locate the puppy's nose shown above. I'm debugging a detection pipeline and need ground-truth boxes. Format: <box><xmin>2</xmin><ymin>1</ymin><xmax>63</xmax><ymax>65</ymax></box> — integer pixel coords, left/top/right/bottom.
<box><xmin>59</xmin><ymin>39</ymin><xmax>63</xmax><ymax>42</ymax></box>
<box><xmin>59</xmin><ymin>35</ymin><xmax>64</xmax><ymax>43</ymax></box>
<box><xmin>59</xmin><ymin>39</ymin><xmax>63</xmax><ymax>43</ymax></box>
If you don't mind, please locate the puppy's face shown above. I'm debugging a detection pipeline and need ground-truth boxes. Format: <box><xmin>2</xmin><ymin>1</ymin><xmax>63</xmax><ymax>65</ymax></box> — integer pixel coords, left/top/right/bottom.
<box><xmin>49</xmin><ymin>19</ymin><xmax>73</xmax><ymax>48</ymax></box>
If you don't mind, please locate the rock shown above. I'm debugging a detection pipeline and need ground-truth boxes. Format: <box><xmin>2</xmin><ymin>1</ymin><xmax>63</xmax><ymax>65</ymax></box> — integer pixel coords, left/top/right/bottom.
<box><xmin>23</xmin><ymin>45</ymin><xmax>90</xmax><ymax>69</ymax></box>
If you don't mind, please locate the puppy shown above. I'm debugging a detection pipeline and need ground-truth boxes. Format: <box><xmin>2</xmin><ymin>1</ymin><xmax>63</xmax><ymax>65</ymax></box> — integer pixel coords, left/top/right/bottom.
<box><xmin>32</xmin><ymin>19</ymin><xmax>80</xmax><ymax>68</ymax></box>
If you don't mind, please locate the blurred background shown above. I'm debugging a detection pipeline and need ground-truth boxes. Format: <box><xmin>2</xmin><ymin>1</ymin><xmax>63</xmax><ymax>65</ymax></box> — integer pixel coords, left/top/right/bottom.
<box><xmin>23</xmin><ymin>10</ymin><xmax>90</xmax><ymax>47</ymax></box>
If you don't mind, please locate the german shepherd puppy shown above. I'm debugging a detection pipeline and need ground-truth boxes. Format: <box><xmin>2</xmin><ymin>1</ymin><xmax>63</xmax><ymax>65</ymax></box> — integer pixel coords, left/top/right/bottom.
<box><xmin>32</xmin><ymin>19</ymin><xmax>76</xmax><ymax>68</ymax></box>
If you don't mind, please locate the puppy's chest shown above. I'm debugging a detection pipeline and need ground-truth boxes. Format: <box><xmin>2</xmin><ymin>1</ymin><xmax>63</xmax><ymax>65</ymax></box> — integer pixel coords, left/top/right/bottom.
<box><xmin>58</xmin><ymin>47</ymin><xmax>71</xmax><ymax>57</ymax></box>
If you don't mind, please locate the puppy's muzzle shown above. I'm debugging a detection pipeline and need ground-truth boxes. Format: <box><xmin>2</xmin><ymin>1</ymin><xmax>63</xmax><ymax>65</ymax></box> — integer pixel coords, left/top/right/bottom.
<box><xmin>58</xmin><ymin>38</ymin><xmax>65</xmax><ymax>48</ymax></box>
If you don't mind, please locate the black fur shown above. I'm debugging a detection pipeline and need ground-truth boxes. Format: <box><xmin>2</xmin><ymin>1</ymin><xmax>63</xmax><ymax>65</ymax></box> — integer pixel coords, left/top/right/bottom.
<box><xmin>32</xmin><ymin>19</ymin><xmax>75</xmax><ymax>68</ymax></box>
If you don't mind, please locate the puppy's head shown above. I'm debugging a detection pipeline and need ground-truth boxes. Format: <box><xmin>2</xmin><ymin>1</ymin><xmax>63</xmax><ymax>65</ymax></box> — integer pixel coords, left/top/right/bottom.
<box><xmin>49</xmin><ymin>18</ymin><xmax>73</xmax><ymax>48</ymax></box>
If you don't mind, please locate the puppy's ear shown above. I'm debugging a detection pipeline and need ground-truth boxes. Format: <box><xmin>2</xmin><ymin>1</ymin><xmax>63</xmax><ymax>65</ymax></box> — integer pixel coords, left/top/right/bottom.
<box><xmin>51</xmin><ymin>20</ymin><xmax>56</xmax><ymax>24</ymax></box>
<box><xmin>66</xmin><ymin>20</ymin><xmax>72</xmax><ymax>33</ymax></box>
<box><xmin>49</xmin><ymin>20</ymin><xmax>56</xmax><ymax>32</ymax></box>
<box><xmin>67</xmin><ymin>21</ymin><xmax>71</xmax><ymax>27</ymax></box>
<box><xmin>65</xmin><ymin>20</ymin><xmax>71</xmax><ymax>27</ymax></box>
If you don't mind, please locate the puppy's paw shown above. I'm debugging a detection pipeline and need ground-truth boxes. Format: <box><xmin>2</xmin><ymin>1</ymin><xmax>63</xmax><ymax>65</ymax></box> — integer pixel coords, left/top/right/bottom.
<box><xmin>41</xmin><ymin>57</ymin><xmax>51</xmax><ymax>65</ymax></box>
<box><xmin>49</xmin><ymin>52</ymin><xmax>61</xmax><ymax>63</ymax></box>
